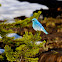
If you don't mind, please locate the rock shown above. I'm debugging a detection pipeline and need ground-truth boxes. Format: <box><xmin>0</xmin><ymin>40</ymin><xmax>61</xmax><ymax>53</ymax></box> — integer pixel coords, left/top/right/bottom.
<box><xmin>39</xmin><ymin>49</ymin><xmax>62</xmax><ymax>62</ymax></box>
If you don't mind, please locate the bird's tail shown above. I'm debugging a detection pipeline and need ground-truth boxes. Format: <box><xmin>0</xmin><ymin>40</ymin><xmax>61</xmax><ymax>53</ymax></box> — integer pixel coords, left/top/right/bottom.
<box><xmin>43</xmin><ymin>29</ymin><xmax>48</xmax><ymax>34</ymax></box>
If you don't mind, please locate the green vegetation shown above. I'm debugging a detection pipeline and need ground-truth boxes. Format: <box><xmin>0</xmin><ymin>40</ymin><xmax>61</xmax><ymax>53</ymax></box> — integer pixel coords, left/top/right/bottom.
<box><xmin>0</xmin><ymin>11</ymin><xmax>47</xmax><ymax>62</ymax></box>
<box><xmin>4</xmin><ymin>32</ymin><xmax>46</xmax><ymax>62</ymax></box>
<box><xmin>0</xmin><ymin>4</ymin><xmax>1</xmax><ymax>7</ymax></box>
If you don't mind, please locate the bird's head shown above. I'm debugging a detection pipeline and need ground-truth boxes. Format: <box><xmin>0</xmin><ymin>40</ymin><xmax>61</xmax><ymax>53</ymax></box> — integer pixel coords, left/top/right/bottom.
<box><xmin>32</xmin><ymin>18</ymin><xmax>37</xmax><ymax>22</ymax></box>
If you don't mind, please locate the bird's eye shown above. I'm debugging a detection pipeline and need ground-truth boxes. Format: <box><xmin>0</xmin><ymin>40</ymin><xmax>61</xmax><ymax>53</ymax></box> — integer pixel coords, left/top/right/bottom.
<box><xmin>32</xmin><ymin>20</ymin><xmax>34</xmax><ymax>21</ymax></box>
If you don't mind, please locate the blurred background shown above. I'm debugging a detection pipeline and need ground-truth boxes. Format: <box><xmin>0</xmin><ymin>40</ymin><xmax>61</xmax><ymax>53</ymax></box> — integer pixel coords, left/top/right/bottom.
<box><xmin>18</xmin><ymin>0</ymin><xmax>62</xmax><ymax>18</ymax></box>
<box><xmin>19</xmin><ymin>0</ymin><xmax>62</xmax><ymax>18</ymax></box>
<box><xmin>0</xmin><ymin>0</ymin><xmax>62</xmax><ymax>21</ymax></box>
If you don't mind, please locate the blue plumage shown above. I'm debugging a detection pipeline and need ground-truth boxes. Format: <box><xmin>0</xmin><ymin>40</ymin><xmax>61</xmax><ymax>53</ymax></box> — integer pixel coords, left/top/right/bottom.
<box><xmin>32</xmin><ymin>18</ymin><xmax>48</xmax><ymax>34</ymax></box>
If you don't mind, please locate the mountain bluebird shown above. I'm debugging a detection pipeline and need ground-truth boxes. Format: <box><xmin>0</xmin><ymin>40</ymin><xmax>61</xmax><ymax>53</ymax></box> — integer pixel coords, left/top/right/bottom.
<box><xmin>32</xmin><ymin>18</ymin><xmax>48</xmax><ymax>34</ymax></box>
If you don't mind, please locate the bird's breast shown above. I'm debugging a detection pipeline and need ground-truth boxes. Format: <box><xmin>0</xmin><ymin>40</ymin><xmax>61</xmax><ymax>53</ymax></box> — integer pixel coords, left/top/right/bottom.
<box><xmin>32</xmin><ymin>22</ymin><xmax>42</xmax><ymax>31</ymax></box>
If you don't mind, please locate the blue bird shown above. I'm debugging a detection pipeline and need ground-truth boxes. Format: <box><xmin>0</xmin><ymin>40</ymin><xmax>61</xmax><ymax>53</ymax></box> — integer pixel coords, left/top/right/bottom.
<box><xmin>32</xmin><ymin>18</ymin><xmax>48</xmax><ymax>34</ymax></box>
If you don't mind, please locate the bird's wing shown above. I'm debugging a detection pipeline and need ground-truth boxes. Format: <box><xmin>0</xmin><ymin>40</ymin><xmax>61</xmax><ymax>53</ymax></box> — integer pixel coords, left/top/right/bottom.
<box><xmin>33</xmin><ymin>21</ymin><xmax>41</xmax><ymax>31</ymax></box>
<box><xmin>35</xmin><ymin>20</ymin><xmax>44</xmax><ymax>29</ymax></box>
<box><xmin>35</xmin><ymin>20</ymin><xmax>48</xmax><ymax>34</ymax></box>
